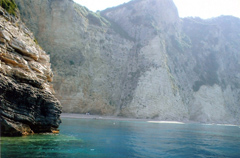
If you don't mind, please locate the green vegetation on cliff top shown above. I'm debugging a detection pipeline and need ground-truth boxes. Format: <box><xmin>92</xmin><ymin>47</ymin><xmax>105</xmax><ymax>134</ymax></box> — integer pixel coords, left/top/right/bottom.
<box><xmin>73</xmin><ymin>3</ymin><xmax>110</xmax><ymax>27</ymax></box>
<box><xmin>73</xmin><ymin>3</ymin><xmax>133</xmax><ymax>40</ymax></box>
<box><xmin>0</xmin><ymin>0</ymin><xmax>17</xmax><ymax>16</ymax></box>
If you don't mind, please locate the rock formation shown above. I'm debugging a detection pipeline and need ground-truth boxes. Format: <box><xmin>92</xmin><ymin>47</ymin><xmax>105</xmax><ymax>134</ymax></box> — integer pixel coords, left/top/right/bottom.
<box><xmin>15</xmin><ymin>0</ymin><xmax>240</xmax><ymax>124</ymax></box>
<box><xmin>0</xmin><ymin>1</ymin><xmax>61</xmax><ymax>136</ymax></box>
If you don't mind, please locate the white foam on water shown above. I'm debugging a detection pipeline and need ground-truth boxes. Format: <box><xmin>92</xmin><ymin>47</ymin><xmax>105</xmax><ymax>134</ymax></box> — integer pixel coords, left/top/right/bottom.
<box><xmin>216</xmin><ymin>124</ymin><xmax>239</xmax><ymax>127</ymax></box>
<box><xmin>203</xmin><ymin>123</ymin><xmax>239</xmax><ymax>127</ymax></box>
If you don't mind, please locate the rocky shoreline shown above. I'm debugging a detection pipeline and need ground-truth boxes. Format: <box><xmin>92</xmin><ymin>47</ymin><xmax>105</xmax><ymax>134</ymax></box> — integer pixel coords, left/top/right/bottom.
<box><xmin>61</xmin><ymin>113</ymin><xmax>240</xmax><ymax>127</ymax></box>
<box><xmin>61</xmin><ymin>113</ymin><xmax>152</xmax><ymax>122</ymax></box>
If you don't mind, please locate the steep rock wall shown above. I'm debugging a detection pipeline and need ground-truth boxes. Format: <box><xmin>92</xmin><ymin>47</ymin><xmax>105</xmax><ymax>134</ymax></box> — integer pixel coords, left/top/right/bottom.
<box><xmin>15</xmin><ymin>0</ymin><xmax>136</xmax><ymax>115</ymax></box>
<box><xmin>0</xmin><ymin>5</ymin><xmax>61</xmax><ymax>136</ymax></box>
<box><xmin>101</xmin><ymin>0</ymin><xmax>189</xmax><ymax>120</ymax></box>
<box><xmin>179</xmin><ymin>17</ymin><xmax>240</xmax><ymax>123</ymax></box>
<box><xmin>15</xmin><ymin>0</ymin><xmax>240</xmax><ymax>124</ymax></box>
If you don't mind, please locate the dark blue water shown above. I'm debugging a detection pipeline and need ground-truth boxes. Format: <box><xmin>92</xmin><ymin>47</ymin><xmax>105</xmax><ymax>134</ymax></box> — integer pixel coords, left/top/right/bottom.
<box><xmin>1</xmin><ymin>118</ymin><xmax>240</xmax><ymax>158</ymax></box>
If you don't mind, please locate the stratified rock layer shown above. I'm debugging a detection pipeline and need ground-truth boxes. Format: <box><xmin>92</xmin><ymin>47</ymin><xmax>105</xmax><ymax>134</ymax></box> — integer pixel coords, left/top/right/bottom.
<box><xmin>15</xmin><ymin>0</ymin><xmax>240</xmax><ymax>124</ymax></box>
<box><xmin>0</xmin><ymin>6</ymin><xmax>61</xmax><ymax>136</ymax></box>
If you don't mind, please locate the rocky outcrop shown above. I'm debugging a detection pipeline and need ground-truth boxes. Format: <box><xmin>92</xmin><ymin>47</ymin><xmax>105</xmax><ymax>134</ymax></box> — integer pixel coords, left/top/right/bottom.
<box><xmin>0</xmin><ymin>4</ymin><xmax>61</xmax><ymax>136</ymax></box>
<box><xmin>15</xmin><ymin>0</ymin><xmax>240</xmax><ymax>124</ymax></box>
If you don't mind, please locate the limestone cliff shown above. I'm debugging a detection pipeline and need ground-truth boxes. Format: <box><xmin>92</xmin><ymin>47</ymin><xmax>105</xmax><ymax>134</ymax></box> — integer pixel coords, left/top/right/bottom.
<box><xmin>15</xmin><ymin>0</ymin><xmax>240</xmax><ymax>124</ymax></box>
<box><xmin>0</xmin><ymin>2</ymin><xmax>61</xmax><ymax>136</ymax></box>
<box><xmin>178</xmin><ymin>16</ymin><xmax>240</xmax><ymax>123</ymax></box>
<box><xmin>15</xmin><ymin>0</ymin><xmax>134</xmax><ymax>115</ymax></box>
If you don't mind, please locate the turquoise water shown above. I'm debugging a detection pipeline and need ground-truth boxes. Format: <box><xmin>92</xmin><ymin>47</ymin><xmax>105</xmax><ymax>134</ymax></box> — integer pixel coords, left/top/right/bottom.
<box><xmin>1</xmin><ymin>118</ymin><xmax>240</xmax><ymax>158</ymax></box>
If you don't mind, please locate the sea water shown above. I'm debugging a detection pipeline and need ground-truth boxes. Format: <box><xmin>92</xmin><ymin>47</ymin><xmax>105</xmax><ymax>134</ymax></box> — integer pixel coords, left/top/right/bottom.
<box><xmin>1</xmin><ymin>118</ymin><xmax>240</xmax><ymax>158</ymax></box>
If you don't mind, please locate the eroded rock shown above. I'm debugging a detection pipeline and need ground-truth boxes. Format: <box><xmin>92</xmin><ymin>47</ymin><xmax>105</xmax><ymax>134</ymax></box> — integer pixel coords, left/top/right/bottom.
<box><xmin>0</xmin><ymin>6</ymin><xmax>61</xmax><ymax>136</ymax></box>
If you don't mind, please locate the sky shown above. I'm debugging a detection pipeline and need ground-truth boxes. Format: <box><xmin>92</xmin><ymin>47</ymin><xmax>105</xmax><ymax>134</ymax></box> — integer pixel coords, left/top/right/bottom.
<box><xmin>73</xmin><ymin>0</ymin><xmax>240</xmax><ymax>19</ymax></box>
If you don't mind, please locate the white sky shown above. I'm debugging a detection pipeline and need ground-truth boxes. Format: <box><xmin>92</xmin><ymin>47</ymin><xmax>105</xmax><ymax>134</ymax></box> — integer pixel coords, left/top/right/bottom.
<box><xmin>73</xmin><ymin>0</ymin><xmax>240</xmax><ymax>19</ymax></box>
<box><xmin>173</xmin><ymin>0</ymin><xmax>240</xmax><ymax>19</ymax></box>
<box><xmin>73</xmin><ymin>0</ymin><xmax>131</xmax><ymax>12</ymax></box>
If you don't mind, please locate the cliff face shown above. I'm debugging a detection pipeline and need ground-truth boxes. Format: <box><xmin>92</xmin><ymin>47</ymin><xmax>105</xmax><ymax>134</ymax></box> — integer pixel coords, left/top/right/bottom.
<box><xmin>15</xmin><ymin>0</ymin><xmax>134</xmax><ymax>115</ymax></box>
<box><xmin>101</xmin><ymin>0</ymin><xmax>188</xmax><ymax>120</ymax></box>
<box><xmin>178</xmin><ymin>17</ymin><xmax>240</xmax><ymax>123</ymax></box>
<box><xmin>0</xmin><ymin>3</ymin><xmax>61</xmax><ymax>136</ymax></box>
<box><xmin>15</xmin><ymin>0</ymin><xmax>240</xmax><ymax>124</ymax></box>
